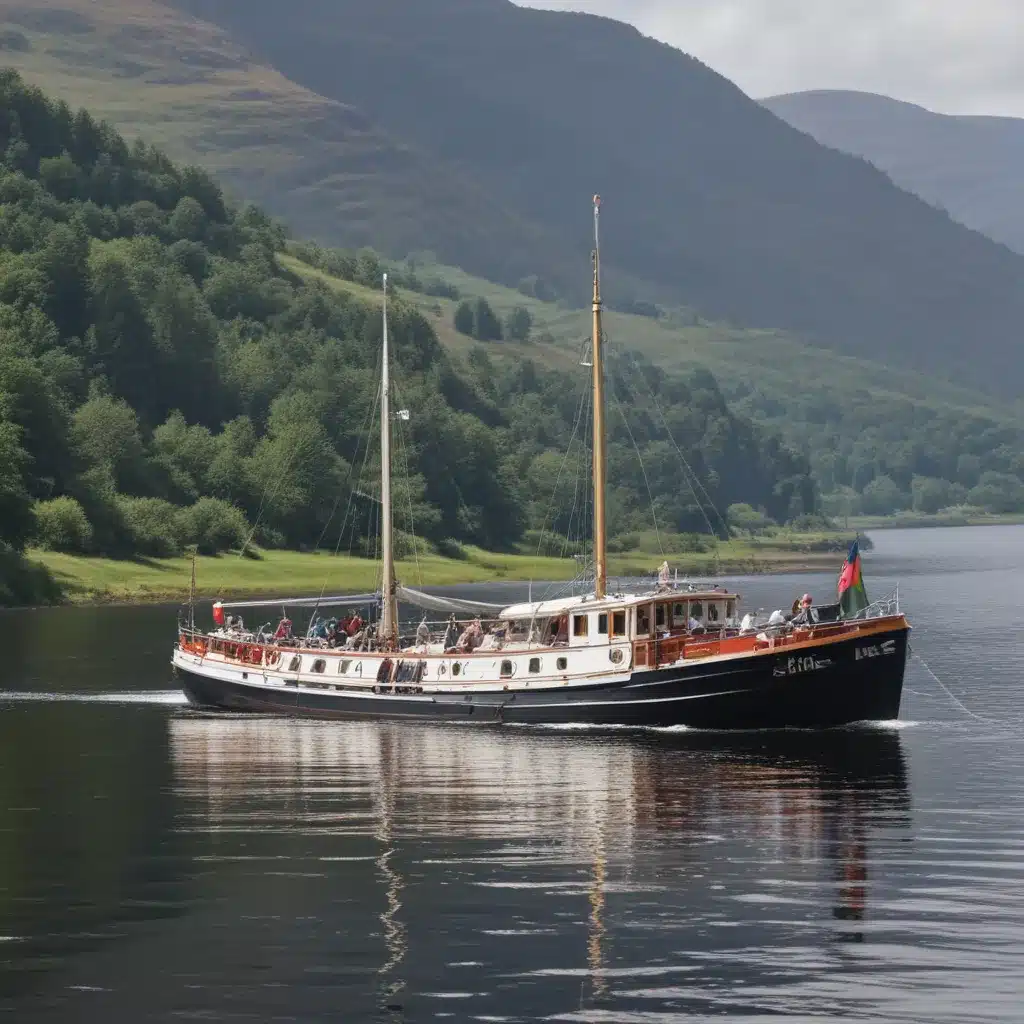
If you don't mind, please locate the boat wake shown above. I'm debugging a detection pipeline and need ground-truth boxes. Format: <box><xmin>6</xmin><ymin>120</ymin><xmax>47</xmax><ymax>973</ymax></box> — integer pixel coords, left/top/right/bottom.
<box><xmin>0</xmin><ymin>690</ymin><xmax>187</xmax><ymax>705</ymax></box>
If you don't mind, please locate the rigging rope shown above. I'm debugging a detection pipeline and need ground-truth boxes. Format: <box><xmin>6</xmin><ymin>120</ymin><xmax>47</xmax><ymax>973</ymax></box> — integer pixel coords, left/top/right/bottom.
<box><xmin>535</xmin><ymin>375</ymin><xmax>590</xmax><ymax>559</ymax></box>
<box><xmin>614</xmin><ymin>349</ymin><xmax>730</xmax><ymax>542</ymax></box>
<box><xmin>610</xmin><ymin>386</ymin><xmax>664</xmax><ymax>557</ymax></box>
<box><xmin>392</xmin><ymin>379</ymin><xmax>422</xmax><ymax>587</ymax></box>
<box><xmin>910</xmin><ymin>648</ymin><xmax>1008</xmax><ymax>728</ymax></box>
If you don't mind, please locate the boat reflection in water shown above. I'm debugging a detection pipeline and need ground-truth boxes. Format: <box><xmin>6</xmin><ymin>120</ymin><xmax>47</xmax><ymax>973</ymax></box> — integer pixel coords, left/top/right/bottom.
<box><xmin>169</xmin><ymin>719</ymin><xmax>910</xmax><ymax>1018</ymax></box>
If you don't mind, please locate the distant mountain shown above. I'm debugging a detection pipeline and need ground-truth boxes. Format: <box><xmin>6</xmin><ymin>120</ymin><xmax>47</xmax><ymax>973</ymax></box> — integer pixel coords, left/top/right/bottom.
<box><xmin>762</xmin><ymin>90</ymin><xmax>1024</xmax><ymax>255</ymax></box>
<box><xmin>165</xmin><ymin>0</ymin><xmax>1024</xmax><ymax>398</ymax></box>
<box><xmin>5</xmin><ymin>0</ymin><xmax>1024</xmax><ymax>397</ymax></box>
<box><xmin>0</xmin><ymin>0</ymin><xmax>573</xmax><ymax>282</ymax></box>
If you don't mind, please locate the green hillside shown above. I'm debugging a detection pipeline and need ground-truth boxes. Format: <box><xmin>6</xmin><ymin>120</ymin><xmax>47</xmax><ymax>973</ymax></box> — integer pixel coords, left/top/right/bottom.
<box><xmin>283</xmin><ymin>243</ymin><xmax>1024</xmax><ymax>522</ymax></box>
<box><xmin>4</xmin><ymin>0</ymin><xmax>1024</xmax><ymax>399</ymax></box>
<box><xmin>0</xmin><ymin>73</ymin><xmax>821</xmax><ymax>604</ymax></box>
<box><xmin>0</xmin><ymin>0</ymin><xmax>570</xmax><ymax>279</ymax></box>
<box><xmin>169</xmin><ymin>0</ymin><xmax>1024</xmax><ymax>399</ymax></box>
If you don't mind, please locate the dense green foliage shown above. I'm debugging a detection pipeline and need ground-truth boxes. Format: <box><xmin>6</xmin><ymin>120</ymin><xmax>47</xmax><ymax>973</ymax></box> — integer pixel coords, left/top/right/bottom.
<box><xmin>0</xmin><ymin>73</ymin><xmax>821</xmax><ymax>603</ymax></box>
<box><xmin>169</xmin><ymin>0</ymin><xmax>1024</xmax><ymax>398</ymax></box>
<box><xmin>732</xmin><ymin>381</ymin><xmax>1024</xmax><ymax>517</ymax></box>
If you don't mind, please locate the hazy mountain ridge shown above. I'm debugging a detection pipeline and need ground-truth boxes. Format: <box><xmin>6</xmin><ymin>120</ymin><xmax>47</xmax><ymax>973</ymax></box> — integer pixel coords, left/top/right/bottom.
<box><xmin>0</xmin><ymin>0</ymin><xmax>573</xmax><ymax>282</ymax></box>
<box><xmin>1</xmin><ymin>0</ymin><xmax>1023</xmax><ymax>399</ymax></box>
<box><xmin>762</xmin><ymin>89</ymin><xmax>1024</xmax><ymax>255</ymax></box>
<box><xmin>164</xmin><ymin>0</ymin><xmax>1024</xmax><ymax>398</ymax></box>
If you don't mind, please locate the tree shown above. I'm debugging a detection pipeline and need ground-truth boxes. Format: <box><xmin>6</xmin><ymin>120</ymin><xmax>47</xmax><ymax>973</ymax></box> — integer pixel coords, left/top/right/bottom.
<box><xmin>70</xmin><ymin>393</ymin><xmax>147</xmax><ymax>493</ymax></box>
<box><xmin>473</xmin><ymin>297</ymin><xmax>503</xmax><ymax>341</ymax></box>
<box><xmin>0</xmin><ymin>417</ymin><xmax>32</xmax><ymax>548</ymax></box>
<box><xmin>968</xmin><ymin>472</ymin><xmax>1024</xmax><ymax>514</ymax></box>
<box><xmin>168</xmin><ymin>196</ymin><xmax>208</xmax><ymax>243</ymax></box>
<box><xmin>453</xmin><ymin>300</ymin><xmax>474</xmax><ymax>337</ymax></box>
<box><xmin>911</xmin><ymin>476</ymin><xmax>953</xmax><ymax>515</ymax></box>
<box><xmin>505</xmin><ymin>305</ymin><xmax>532</xmax><ymax>342</ymax></box>
<box><xmin>33</xmin><ymin>495</ymin><xmax>93</xmax><ymax>552</ymax></box>
<box><xmin>726</xmin><ymin>502</ymin><xmax>772</xmax><ymax>534</ymax></box>
<box><xmin>861</xmin><ymin>474</ymin><xmax>907</xmax><ymax>515</ymax></box>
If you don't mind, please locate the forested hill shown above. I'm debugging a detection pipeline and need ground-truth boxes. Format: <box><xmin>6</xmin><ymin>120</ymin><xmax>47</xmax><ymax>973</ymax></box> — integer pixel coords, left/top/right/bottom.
<box><xmin>0</xmin><ymin>73</ymin><xmax>816</xmax><ymax>603</ymax></box>
<box><xmin>159</xmin><ymin>0</ymin><xmax>1024</xmax><ymax>399</ymax></box>
<box><xmin>763</xmin><ymin>90</ymin><xmax>1024</xmax><ymax>256</ymax></box>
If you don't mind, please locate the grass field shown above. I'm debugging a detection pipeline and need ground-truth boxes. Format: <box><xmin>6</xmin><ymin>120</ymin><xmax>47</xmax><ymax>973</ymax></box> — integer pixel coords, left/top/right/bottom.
<box><xmin>28</xmin><ymin>535</ymin><xmax>849</xmax><ymax>605</ymax></box>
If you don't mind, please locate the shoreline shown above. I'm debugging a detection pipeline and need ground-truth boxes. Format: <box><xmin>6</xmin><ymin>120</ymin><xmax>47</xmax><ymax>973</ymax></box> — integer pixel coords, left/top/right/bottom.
<box><xmin>22</xmin><ymin>544</ymin><xmax>849</xmax><ymax>608</ymax></box>
<box><xmin>846</xmin><ymin>513</ymin><xmax>1024</xmax><ymax>530</ymax></box>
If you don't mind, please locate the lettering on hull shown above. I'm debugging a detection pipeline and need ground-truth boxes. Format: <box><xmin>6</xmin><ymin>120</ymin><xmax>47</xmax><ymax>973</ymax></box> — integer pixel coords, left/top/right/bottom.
<box><xmin>855</xmin><ymin>639</ymin><xmax>898</xmax><ymax>662</ymax></box>
<box><xmin>774</xmin><ymin>655</ymin><xmax>833</xmax><ymax>678</ymax></box>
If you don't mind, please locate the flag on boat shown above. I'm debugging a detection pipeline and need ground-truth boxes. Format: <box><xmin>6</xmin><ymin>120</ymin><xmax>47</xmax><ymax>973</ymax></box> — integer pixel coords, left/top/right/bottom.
<box><xmin>838</xmin><ymin>538</ymin><xmax>869</xmax><ymax>618</ymax></box>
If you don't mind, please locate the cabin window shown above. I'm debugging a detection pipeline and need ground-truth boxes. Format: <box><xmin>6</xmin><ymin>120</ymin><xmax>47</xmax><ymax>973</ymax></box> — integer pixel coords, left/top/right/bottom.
<box><xmin>312</xmin><ymin>659</ymin><xmax>326</xmax><ymax>674</ymax></box>
<box><xmin>288</xmin><ymin>655</ymin><xmax>301</xmax><ymax>673</ymax></box>
<box><xmin>672</xmin><ymin>602</ymin><xmax>686</xmax><ymax>622</ymax></box>
<box><xmin>634</xmin><ymin>602</ymin><xmax>651</xmax><ymax>634</ymax></box>
<box><xmin>691</xmin><ymin>602</ymin><xmax>704</xmax><ymax>620</ymax></box>
<box><xmin>727</xmin><ymin>600</ymin><xmax>737</xmax><ymax>619</ymax></box>
<box><xmin>655</xmin><ymin>603</ymin><xmax>666</xmax><ymax>628</ymax></box>
<box><xmin>573</xmin><ymin>614</ymin><xmax>588</xmax><ymax>638</ymax></box>
<box><xmin>708</xmin><ymin>603</ymin><xmax>720</xmax><ymax>623</ymax></box>
<box><xmin>557</xmin><ymin>657</ymin><xmax>568</xmax><ymax>671</ymax></box>
<box><xmin>529</xmin><ymin>657</ymin><xmax>541</xmax><ymax>673</ymax></box>
<box><xmin>598</xmin><ymin>614</ymin><xmax>608</xmax><ymax>635</ymax></box>
<box><xmin>338</xmin><ymin>659</ymin><xmax>351</xmax><ymax>675</ymax></box>
<box><xmin>500</xmin><ymin>660</ymin><xmax>514</xmax><ymax>678</ymax></box>
<box><xmin>452</xmin><ymin>663</ymin><xmax>461</xmax><ymax>677</ymax></box>
<box><xmin>612</xmin><ymin>611</ymin><xmax>627</xmax><ymax>636</ymax></box>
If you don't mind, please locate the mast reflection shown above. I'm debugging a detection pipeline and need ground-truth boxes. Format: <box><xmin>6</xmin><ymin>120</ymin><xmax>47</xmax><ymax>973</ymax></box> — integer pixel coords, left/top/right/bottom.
<box><xmin>169</xmin><ymin>719</ymin><xmax>910</xmax><ymax>1001</ymax></box>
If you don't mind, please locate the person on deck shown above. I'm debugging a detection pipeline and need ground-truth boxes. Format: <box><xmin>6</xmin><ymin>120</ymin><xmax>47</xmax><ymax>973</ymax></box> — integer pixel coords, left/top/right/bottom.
<box><xmin>416</xmin><ymin>617</ymin><xmax>430</xmax><ymax>648</ymax></box>
<box><xmin>792</xmin><ymin>594</ymin><xmax>819</xmax><ymax>627</ymax></box>
<box><xmin>273</xmin><ymin>616</ymin><xmax>292</xmax><ymax>640</ymax></box>
<box><xmin>346</xmin><ymin>610</ymin><xmax>363</xmax><ymax>637</ymax></box>
<box><xmin>457</xmin><ymin>619</ymin><xmax>483</xmax><ymax>652</ymax></box>
<box><xmin>657</xmin><ymin>560</ymin><xmax>671</xmax><ymax>588</ymax></box>
<box><xmin>441</xmin><ymin>614</ymin><xmax>457</xmax><ymax>652</ymax></box>
<box><xmin>549</xmin><ymin>613</ymin><xmax>569</xmax><ymax>644</ymax></box>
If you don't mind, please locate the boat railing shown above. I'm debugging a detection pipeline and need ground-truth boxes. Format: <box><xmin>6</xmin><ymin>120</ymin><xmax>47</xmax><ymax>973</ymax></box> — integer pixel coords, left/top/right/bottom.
<box><xmin>850</xmin><ymin>586</ymin><xmax>900</xmax><ymax>621</ymax></box>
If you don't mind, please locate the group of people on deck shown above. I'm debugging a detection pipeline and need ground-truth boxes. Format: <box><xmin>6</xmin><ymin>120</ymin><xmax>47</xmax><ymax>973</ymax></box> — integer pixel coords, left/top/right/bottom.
<box><xmin>269</xmin><ymin>609</ymin><xmax>365</xmax><ymax>648</ymax></box>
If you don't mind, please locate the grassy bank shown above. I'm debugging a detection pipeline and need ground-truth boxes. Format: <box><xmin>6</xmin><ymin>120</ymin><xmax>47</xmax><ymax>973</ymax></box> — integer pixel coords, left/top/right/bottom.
<box><xmin>27</xmin><ymin>535</ymin><xmax>850</xmax><ymax>605</ymax></box>
<box><xmin>847</xmin><ymin>512</ymin><xmax>1024</xmax><ymax>530</ymax></box>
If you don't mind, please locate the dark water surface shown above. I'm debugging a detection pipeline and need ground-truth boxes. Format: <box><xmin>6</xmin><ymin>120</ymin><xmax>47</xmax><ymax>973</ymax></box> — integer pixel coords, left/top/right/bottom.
<box><xmin>1</xmin><ymin>526</ymin><xmax>1023</xmax><ymax>1022</ymax></box>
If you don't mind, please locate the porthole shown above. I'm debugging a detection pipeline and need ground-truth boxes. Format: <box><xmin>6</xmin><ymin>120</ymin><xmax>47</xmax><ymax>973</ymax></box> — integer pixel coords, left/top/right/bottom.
<box><xmin>557</xmin><ymin>657</ymin><xmax>568</xmax><ymax>671</ymax></box>
<box><xmin>452</xmin><ymin>663</ymin><xmax>461</xmax><ymax>677</ymax></box>
<box><xmin>288</xmin><ymin>655</ymin><xmax>301</xmax><ymax>672</ymax></box>
<box><xmin>338</xmin><ymin>659</ymin><xmax>351</xmax><ymax>675</ymax></box>
<box><xmin>312</xmin><ymin>659</ymin><xmax>326</xmax><ymax>674</ymax></box>
<box><xmin>500</xmin><ymin>660</ymin><xmax>514</xmax><ymax>678</ymax></box>
<box><xmin>610</xmin><ymin>649</ymin><xmax>624</xmax><ymax>664</ymax></box>
<box><xmin>529</xmin><ymin>657</ymin><xmax>541</xmax><ymax>674</ymax></box>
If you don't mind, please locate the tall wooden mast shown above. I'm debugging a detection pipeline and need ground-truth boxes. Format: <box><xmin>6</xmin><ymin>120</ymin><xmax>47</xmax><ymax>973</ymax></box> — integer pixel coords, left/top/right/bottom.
<box><xmin>591</xmin><ymin>195</ymin><xmax>608</xmax><ymax>599</ymax></box>
<box><xmin>380</xmin><ymin>273</ymin><xmax>398</xmax><ymax>643</ymax></box>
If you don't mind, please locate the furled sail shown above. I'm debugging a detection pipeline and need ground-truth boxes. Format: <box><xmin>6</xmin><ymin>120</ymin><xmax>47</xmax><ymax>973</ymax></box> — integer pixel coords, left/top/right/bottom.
<box><xmin>215</xmin><ymin>593</ymin><xmax>381</xmax><ymax>611</ymax></box>
<box><xmin>396</xmin><ymin>586</ymin><xmax>506</xmax><ymax>616</ymax></box>
<box><xmin>214</xmin><ymin>587</ymin><xmax>505</xmax><ymax>616</ymax></box>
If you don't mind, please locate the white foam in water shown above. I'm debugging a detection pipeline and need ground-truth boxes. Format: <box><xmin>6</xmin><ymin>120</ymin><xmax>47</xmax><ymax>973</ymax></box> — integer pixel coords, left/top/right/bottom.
<box><xmin>0</xmin><ymin>690</ymin><xmax>187</xmax><ymax>705</ymax></box>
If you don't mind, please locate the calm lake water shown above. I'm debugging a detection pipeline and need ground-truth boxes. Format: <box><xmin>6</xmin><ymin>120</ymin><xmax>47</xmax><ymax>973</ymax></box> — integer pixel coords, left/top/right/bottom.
<box><xmin>1</xmin><ymin>525</ymin><xmax>1023</xmax><ymax>1022</ymax></box>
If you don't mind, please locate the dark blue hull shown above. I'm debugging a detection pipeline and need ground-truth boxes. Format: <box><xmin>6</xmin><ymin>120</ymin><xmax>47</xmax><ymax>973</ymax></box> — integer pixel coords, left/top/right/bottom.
<box><xmin>176</xmin><ymin>624</ymin><xmax>909</xmax><ymax>729</ymax></box>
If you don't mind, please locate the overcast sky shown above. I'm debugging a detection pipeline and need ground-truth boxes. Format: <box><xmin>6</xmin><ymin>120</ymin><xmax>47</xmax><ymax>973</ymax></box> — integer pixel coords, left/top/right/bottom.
<box><xmin>514</xmin><ymin>1</ymin><xmax>1024</xmax><ymax>117</ymax></box>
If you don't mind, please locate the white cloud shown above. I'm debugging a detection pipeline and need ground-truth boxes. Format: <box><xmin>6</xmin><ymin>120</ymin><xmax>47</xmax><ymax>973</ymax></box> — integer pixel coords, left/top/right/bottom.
<box><xmin>514</xmin><ymin>1</ymin><xmax>1024</xmax><ymax>116</ymax></box>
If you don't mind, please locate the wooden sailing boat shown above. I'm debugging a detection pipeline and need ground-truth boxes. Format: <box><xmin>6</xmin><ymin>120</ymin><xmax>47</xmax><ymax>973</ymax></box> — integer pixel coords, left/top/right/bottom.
<box><xmin>173</xmin><ymin>198</ymin><xmax>910</xmax><ymax>728</ymax></box>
